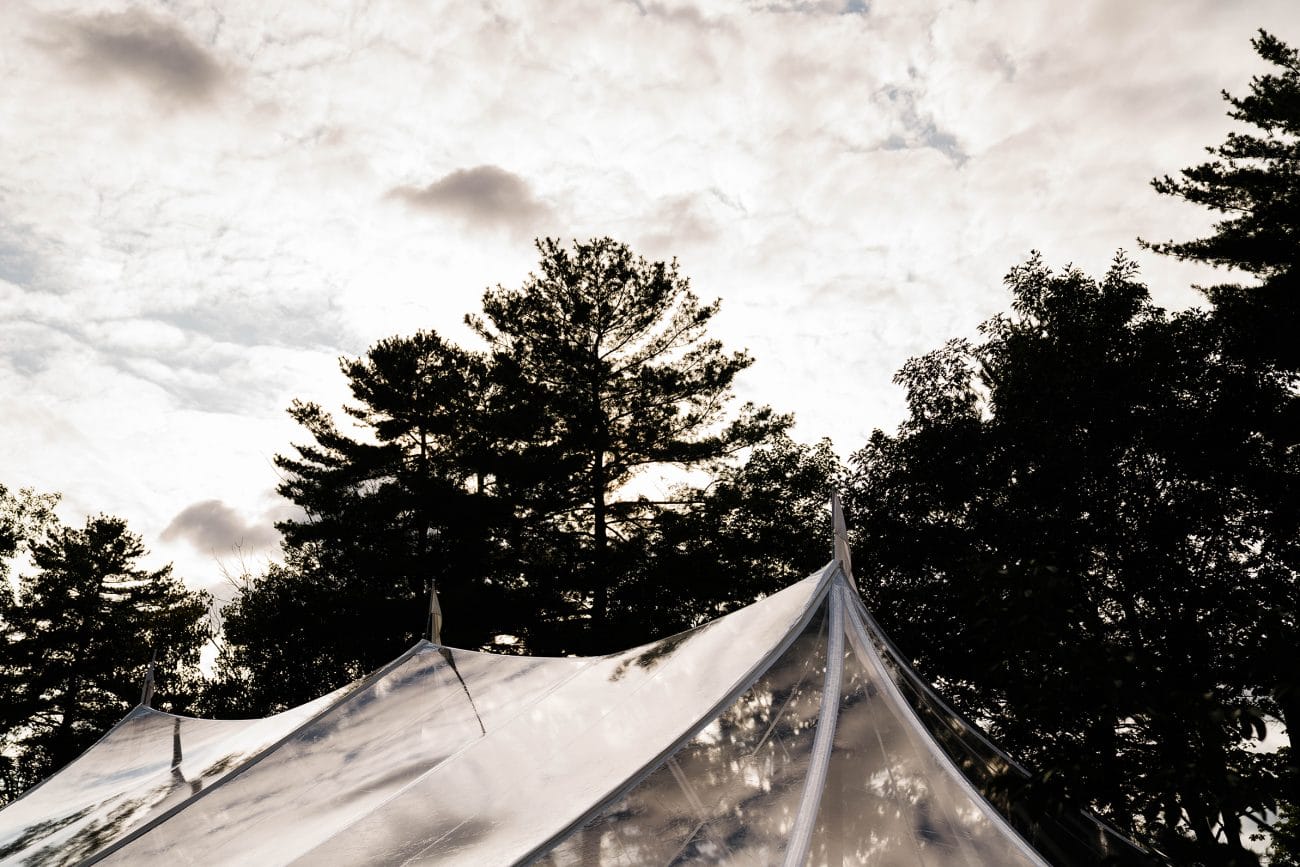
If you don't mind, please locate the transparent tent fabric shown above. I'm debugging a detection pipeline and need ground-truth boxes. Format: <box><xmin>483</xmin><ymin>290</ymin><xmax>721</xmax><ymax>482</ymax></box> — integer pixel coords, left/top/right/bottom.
<box><xmin>0</xmin><ymin>562</ymin><xmax>1160</xmax><ymax>866</ymax></box>
<box><xmin>24</xmin><ymin>568</ymin><xmax>828</xmax><ymax>866</ymax></box>
<box><xmin>535</xmin><ymin>581</ymin><xmax>1046</xmax><ymax>867</ymax></box>
<box><xmin>781</xmin><ymin>586</ymin><xmax>845</xmax><ymax>867</ymax></box>
<box><xmin>845</xmin><ymin>593</ymin><xmax>1161</xmax><ymax>867</ymax></box>
<box><xmin>537</xmin><ymin>602</ymin><xmax>832</xmax><ymax>866</ymax></box>
<box><xmin>0</xmin><ymin>684</ymin><xmax>347</xmax><ymax>867</ymax></box>
<box><xmin>280</xmin><ymin>569</ymin><xmax>833</xmax><ymax>867</ymax></box>
<box><xmin>828</xmin><ymin>585</ymin><xmax>1044</xmax><ymax>866</ymax></box>
<box><xmin>93</xmin><ymin>645</ymin><xmax>591</xmax><ymax>865</ymax></box>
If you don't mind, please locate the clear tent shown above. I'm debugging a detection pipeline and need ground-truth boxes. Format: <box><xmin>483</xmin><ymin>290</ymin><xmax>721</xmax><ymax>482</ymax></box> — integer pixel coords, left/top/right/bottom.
<box><xmin>0</xmin><ymin>559</ymin><xmax>1161</xmax><ymax>866</ymax></box>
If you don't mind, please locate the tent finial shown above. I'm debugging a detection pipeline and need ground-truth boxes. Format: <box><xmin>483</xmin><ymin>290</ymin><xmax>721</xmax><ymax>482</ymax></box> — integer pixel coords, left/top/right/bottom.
<box><xmin>831</xmin><ymin>492</ymin><xmax>856</xmax><ymax>589</ymax></box>
<box><xmin>139</xmin><ymin>648</ymin><xmax>157</xmax><ymax>708</ymax></box>
<box><xmin>427</xmin><ymin>579</ymin><xmax>444</xmax><ymax>645</ymax></box>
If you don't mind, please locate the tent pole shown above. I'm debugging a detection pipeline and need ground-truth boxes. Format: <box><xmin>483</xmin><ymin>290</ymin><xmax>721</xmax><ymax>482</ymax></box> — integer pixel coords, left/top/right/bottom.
<box><xmin>427</xmin><ymin>579</ymin><xmax>444</xmax><ymax>644</ymax></box>
<box><xmin>781</xmin><ymin>583</ymin><xmax>846</xmax><ymax>866</ymax></box>
<box><xmin>138</xmin><ymin>648</ymin><xmax>157</xmax><ymax>708</ymax></box>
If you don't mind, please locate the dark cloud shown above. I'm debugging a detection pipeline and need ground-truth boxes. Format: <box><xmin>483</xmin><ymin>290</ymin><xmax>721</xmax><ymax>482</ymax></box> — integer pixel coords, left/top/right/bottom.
<box><xmin>54</xmin><ymin>8</ymin><xmax>224</xmax><ymax>103</ymax></box>
<box><xmin>627</xmin><ymin>2</ymin><xmax>722</xmax><ymax>27</ymax></box>
<box><xmin>161</xmin><ymin>500</ymin><xmax>279</xmax><ymax>552</ymax></box>
<box><xmin>392</xmin><ymin>165</ymin><xmax>551</xmax><ymax>234</ymax></box>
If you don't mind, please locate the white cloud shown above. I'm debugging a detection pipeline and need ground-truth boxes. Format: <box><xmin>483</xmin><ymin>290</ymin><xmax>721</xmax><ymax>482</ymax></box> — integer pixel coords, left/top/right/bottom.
<box><xmin>1</xmin><ymin>0</ymin><xmax>1294</xmax><ymax>590</ymax></box>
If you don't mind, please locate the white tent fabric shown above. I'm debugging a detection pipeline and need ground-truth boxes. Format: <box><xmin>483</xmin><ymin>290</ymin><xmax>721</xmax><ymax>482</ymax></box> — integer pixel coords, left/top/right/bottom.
<box><xmin>0</xmin><ymin>563</ymin><xmax>1154</xmax><ymax>866</ymax></box>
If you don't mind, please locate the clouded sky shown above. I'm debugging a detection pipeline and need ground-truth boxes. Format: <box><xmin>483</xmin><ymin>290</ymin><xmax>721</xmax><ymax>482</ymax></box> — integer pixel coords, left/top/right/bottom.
<box><xmin>2</xmin><ymin>0</ymin><xmax>1294</xmax><ymax>595</ymax></box>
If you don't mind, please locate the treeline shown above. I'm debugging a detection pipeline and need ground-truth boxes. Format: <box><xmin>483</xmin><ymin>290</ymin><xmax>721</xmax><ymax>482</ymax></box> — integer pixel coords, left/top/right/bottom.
<box><xmin>1</xmin><ymin>28</ymin><xmax>1296</xmax><ymax>867</ymax></box>
<box><xmin>201</xmin><ymin>236</ymin><xmax>837</xmax><ymax>714</ymax></box>
<box><xmin>848</xmin><ymin>33</ymin><xmax>1300</xmax><ymax>865</ymax></box>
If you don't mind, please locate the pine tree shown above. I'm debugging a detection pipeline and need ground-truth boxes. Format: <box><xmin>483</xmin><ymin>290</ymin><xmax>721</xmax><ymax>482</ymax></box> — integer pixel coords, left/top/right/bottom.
<box><xmin>0</xmin><ymin>515</ymin><xmax>210</xmax><ymax>804</ymax></box>
<box><xmin>1145</xmin><ymin>31</ymin><xmax>1299</xmax><ymax>281</ymax></box>
<box><xmin>211</xmin><ymin>333</ymin><xmax>509</xmax><ymax>713</ymax></box>
<box><xmin>471</xmin><ymin>237</ymin><xmax>787</xmax><ymax>649</ymax></box>
<box><xmin>214</xmin><ymin>239</ymin><xmax>792</xmax><ymax>710</ymax></box>
<box><xmin>1144</xmin><ymin>30</ymin><xmax>1300</xmax><ymax>371</ymax></box>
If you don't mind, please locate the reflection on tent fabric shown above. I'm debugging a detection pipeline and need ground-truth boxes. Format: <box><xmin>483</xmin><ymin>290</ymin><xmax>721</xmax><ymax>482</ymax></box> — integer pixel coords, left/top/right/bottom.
<box><xmin>0</xmin><ymin>563</ymin><xmax>1161</xmax><ymax>866</ymax></box>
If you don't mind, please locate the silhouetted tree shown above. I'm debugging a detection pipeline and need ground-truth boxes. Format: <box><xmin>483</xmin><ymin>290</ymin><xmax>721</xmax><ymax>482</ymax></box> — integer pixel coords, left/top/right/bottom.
<box><xmin>0</xmin><ymin>485</ymin><xmax>58</xmax><ymax>584</ymax></box>
<box><xmin>208</xmin><ymin>333</ymin><xmax>517</xmax><ymax>713</ymax></box>
<box><xmin>0</xmin><ymin>514</ymin><xmax>210</xmax><ymax>804</ymax></box>
<box><xmin>212</xmin><ymin>239</ymin><xmax>795</xmax><ymax>711</ymax></box>
<box><xmin>1144</xmin><ymin>29</ymin><xmax>1300</xmax><ymax>371</ymax></box>
<box><xmin>0</xmin><ymin>484</ymin><xmax>61</xmax><ymax>801</ymax></box>
<box><xmin>1145</xmin><ymin>31</ymin><xmax>1300</xmax><ymax>861</ymax></box>
<box><xmin>1145</xmin><ymin>31</ymin><xmax>1298</xmax><ymax>281</ymax></box>
<box><xmin>619</xmin><ymin>436</ymin><xmax>842</xmax><ymax>643</ymax></box>
<box><xmin>849</xmin><ymin>254</ymin><xmax>1290</xmax><ymax>865</ymax></box>
<box><xmin>471</xmin><ymin>237</ymin><xmax>788</xmax><ymax>649</ymax></box>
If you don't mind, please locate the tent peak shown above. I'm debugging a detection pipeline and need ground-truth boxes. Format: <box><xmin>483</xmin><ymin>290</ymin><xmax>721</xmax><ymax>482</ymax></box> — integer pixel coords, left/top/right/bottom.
<box><xmin>830</xmin><ymin>491</ymin><xmax>856</xmax><ymax>590</ymax></box>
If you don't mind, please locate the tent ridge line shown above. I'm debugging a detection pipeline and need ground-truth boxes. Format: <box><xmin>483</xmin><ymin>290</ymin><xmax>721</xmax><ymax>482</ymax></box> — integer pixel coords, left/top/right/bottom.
<box><xmin>781</xmin><ymin>579</ymin><xmax>847</xmax><ymax>867</ymax></box>
<box><xmin>303</xmin><ymin>656</ymin><xmax>612</xmax><ymax>864</ymax></box>
<box><xmin>847</xmin><ymin>591</ymin><xmax>1030</xmax><ymax>775</ymax></box>
<box><xmin>81</xmin><ymin>640</ymin><xmax>437</xmax><ymax>865</ymax></box>
<box><xmin>1</xmin><ymin>705</ymin><xmax>156</xmax><ymax>814</ymax></box>
<box><xmin>511</xmin><ymin>560</ymin><xmax>842</xmax><ymax>867</ymax></box>
<box><xmin>845</xmin><ymin>591</ymin><xmax>1158</xmax><ymax>861</ymax></box>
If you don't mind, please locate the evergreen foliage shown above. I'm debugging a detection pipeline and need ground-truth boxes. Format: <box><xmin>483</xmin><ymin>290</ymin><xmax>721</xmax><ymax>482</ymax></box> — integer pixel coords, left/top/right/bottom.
<box><xmin>0</xmin><ymin>512</ymin><xmax>210</xmax><ymax>804</ymax></box>
<box><xmin>209</xmin><ymin>333</ymin><xmax>512</xmax><ymax>713</ymax></box>
<box><xmin>624</xmin><ymin>436</ymin><xmax>842</xmax><ymax>642</ymax></box>
<box><xmin>1144</xmin><ymin>29</ymin><xmax>1300</xmax><ymax>372</ymax></box>
<box><xmin>211</xmin><ymin>239</ymin><xmax>802</xmax><ymax>712</ymax></box>
<box><xmin>471</xmin><ymin>238</ymin><xmax>789</xmax><ymax>649</ymax></box>
<box><xmin>1144</xmin><ymin>31</ymin><xmax>1299</xmax><ymax>282</ymax></box>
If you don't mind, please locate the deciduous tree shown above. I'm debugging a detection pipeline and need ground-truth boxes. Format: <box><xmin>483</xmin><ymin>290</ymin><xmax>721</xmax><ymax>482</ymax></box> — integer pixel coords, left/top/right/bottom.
<box><xmin>850</xmin><ymin>255</ymin><xmax>1290</xmax><ymax>864</ymax></box>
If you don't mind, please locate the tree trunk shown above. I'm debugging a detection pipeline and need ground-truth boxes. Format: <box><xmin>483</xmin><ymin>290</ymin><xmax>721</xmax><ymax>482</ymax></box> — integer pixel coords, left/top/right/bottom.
<box><xmin>50</xmin><ymin>670</ymin><xmax>84</xmax><ymax>772</ymax></box>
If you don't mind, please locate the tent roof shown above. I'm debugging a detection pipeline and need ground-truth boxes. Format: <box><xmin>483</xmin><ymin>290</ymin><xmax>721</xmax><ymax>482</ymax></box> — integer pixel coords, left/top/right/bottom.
<box><xmin>0</xmin><ymin>563</ymin><xmax>1159</xmax><ymax>866</ymax></box>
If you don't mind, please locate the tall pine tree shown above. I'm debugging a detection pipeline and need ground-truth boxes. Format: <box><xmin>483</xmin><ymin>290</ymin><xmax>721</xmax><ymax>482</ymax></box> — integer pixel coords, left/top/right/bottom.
<box><xmin>210</xmin><ymin>332</ymin><xmax>510</xmax><ymax>714</ymax></box>
<box><xmin>471</xmin><ymin>237</ymin><xmax>787</xmax><ymax>650</ymax></box>
<box><xmin>213</xmin><ymin>238</ymin><xmax>793</xmax><ymax>713</ymax></box>
<box><xmin>1144</xmin><ymin>29</ymin><xmax>1300</xmax><ymax>371</ymax></box>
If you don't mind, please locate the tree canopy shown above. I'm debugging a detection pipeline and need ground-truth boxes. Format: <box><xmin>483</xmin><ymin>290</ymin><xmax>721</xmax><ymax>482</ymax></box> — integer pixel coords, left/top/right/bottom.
<box><xmin>0</xmin><ymin>512</ymin><xmax>210</xmax><ymax>803</ymax></box>
<box><xmin>1144</xmin><ymin>29</ymin><xmax>1300</xmax><ymax>374</ymax></box>
<box><xmin>211</xmin><ymin>238</ymin><xmax>799</xmax><ymax>712</ymax></box>
<box><xmin>846</xmin><ymin>35</ymin><xmax>1300</xmax><ymax>862</ymax></box>
<box><xmin>471</xmin><ymin>237</ymin><xmax>788</xmax><ymax>647</ymax></box>
<box><xmin>848</xmin><ymin>253</ymin><xmax>1295</xmax><ymax>865</ymax></box>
